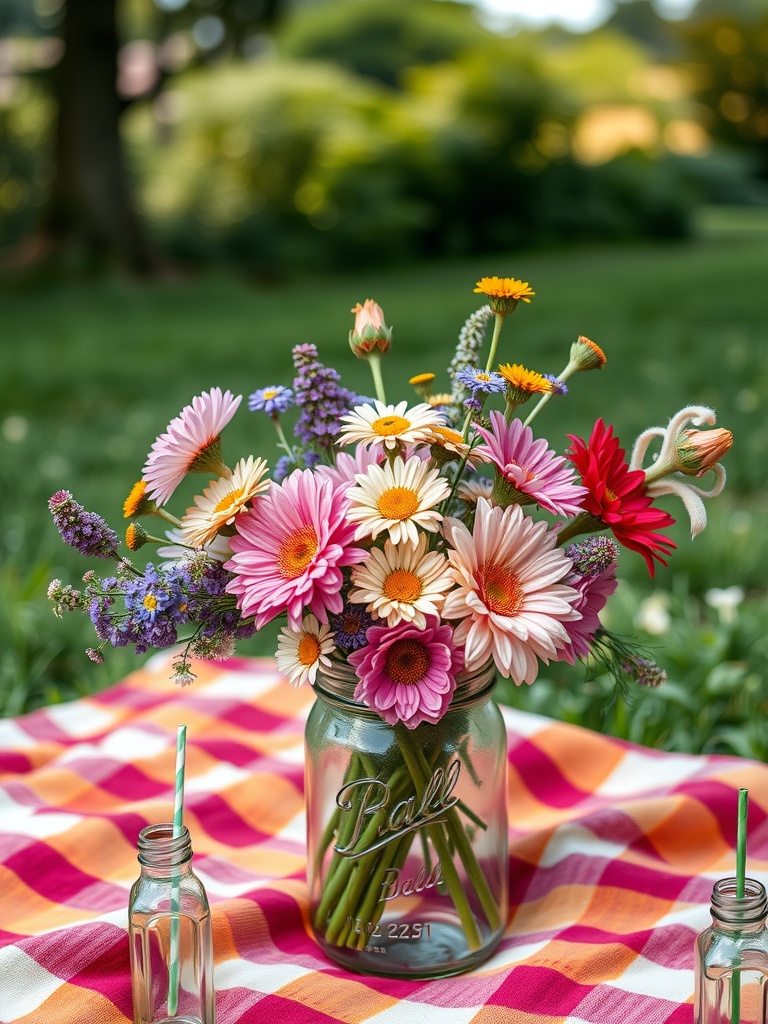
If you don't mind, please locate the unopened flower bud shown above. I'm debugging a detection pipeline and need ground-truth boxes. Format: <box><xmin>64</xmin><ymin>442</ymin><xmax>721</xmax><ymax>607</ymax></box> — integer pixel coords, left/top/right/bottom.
<box><xmin>569</xmin><ymin>336</ymin><xmax>606</xmax><ymax>372</ymax></box>
<box><xmin>349</xmin><ymin>299</ymin><xmax>392</xmax><ymax>358</ymax></box>
<box><xmin>126</xmin><ymin>521</ymin><xmax>150</xmax><ymax>551</ymax></box>
<box><xmin>674</xmin><ymin>428</ymin><xmax>733</xmax><ymax>476</ymax></box>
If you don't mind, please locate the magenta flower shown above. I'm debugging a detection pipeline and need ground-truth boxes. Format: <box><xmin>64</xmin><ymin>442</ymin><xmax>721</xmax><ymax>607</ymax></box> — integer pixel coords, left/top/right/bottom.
<box><xmin>225</xmin><ymin>469</ymin><xmax>368</xmax><ymax>630</ymax></box>
<box><xmin>475</xmin><ymin>411</ymin><xmax>587</xmax><ymax>517</ymax></box>
<box><xmin>348</xmin><ymin>618</ymin><xmax>463</xmax><ymax>729</ymax></box>
<box><xmin>143</xmin><ymin>388</ymin><xmax>242</xmax><ymax>506</ymax></box>
<box><xmin>560</xmin><ymin>567</ymin><xmax>619</xmax><ymax>664</ymax></box>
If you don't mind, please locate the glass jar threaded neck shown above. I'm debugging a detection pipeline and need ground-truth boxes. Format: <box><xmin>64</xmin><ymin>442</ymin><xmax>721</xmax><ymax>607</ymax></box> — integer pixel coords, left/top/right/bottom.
<box><xmin>313</xmin><ymin>657</ymin><xmax>496</xmax><ymax>712</ymax></box>
<box><xmin>137</xmin><ymin>822</ymin><xmax>193</xmax><ymax>870</ymax></box>
<box><xmin>710</xmin><ymin>877</ymin><xmax>768</xmax><ymax>930</ymax></box>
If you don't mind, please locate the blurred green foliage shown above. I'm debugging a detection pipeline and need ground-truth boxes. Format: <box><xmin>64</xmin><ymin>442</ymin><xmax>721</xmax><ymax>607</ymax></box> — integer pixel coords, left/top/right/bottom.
<box><xmin>1</xmin><ymin>235</ymin><xmax>766</xmax><ymax>753</ymax></box>
<box><xmin>3</xmin><ymin>0</ymin><xmax>767</xmax><ymax>269</ymax></box>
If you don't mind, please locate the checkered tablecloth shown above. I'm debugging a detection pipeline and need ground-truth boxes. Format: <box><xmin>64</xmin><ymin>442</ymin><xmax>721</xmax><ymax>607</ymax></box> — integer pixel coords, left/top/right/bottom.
<box><xmin>1</xmin><ymin>652</ymin><xmax>766</xmax><ymax>1024</ymax></box>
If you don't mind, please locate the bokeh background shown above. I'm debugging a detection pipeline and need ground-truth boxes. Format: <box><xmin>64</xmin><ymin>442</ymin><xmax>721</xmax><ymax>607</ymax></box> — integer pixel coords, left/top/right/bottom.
<box><xmin>1</xmin><ymin>0</ymin><xmax>767</xmax><ymax>755</ymax></box>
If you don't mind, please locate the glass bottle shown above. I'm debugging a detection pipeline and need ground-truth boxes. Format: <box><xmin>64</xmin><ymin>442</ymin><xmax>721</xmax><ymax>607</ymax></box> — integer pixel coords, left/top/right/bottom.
<box><xmin>129</xmin><ymin>823</ymin><xmax>215</xmax><ymax>1024</ymax></box>
<box><xmin>695</xmin><ymin>877</ymin><xmax>768</xmax><ymax>1024</ymax></box>
<box><xmin>305</xmin><ymin>659</ymin><xmax>508</xmax><ymax>979</ymax></box>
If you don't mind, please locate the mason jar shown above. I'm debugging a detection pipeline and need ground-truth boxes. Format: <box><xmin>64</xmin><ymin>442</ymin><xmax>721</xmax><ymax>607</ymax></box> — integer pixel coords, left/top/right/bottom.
<box><xmin>305</xmin><ymin>659</ymin><xmax>508</xmax><ymax>979</ymax></box>
<box><xmin>695</xmin><ymin>876</ymin><xmax>768</xmax><ymax>1024</ymax></box>
<box><xmin>128</xmin><ymin>823</ymin><xmax>215</xmax><ymax>1024</ymax></box>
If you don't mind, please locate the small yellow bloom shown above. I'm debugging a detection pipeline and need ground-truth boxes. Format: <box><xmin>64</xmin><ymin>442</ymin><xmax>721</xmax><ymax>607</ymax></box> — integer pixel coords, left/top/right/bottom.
<box><xmin>125</xmin><ymin>522</ymin><xmax>148</xmax><ymax>551</ymax></box>
<box><xmin>409</xmin><ymin>373</ymin><xmax>435</xmax><ymax>386</ymax></box>
<box><xmin>474</xmin><ymin>276</ymin><xmax>534</xmax><ymax>314</ymax></box>
<box><xmin>498</xmin><ymin>363</ymin><xmax>554</xmax><ymax>404</ymax></box>
<box><xmin>123</xmin><ymin>480</ymin><xmax>155</xmax><ymax>518</ymax></box>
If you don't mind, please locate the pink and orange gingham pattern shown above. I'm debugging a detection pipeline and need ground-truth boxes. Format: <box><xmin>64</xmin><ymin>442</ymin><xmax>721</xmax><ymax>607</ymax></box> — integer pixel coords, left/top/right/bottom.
<box><xmin>1</xmin><ymin>652</ymin><xmax>766</xmax><ymax>1024</ymax></box>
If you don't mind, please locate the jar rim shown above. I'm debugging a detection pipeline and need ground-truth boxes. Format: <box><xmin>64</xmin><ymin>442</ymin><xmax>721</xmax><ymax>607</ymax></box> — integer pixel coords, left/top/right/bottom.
<box><xmin>711</xmin><ymin>876</ymin><xmax>768</xmax><ymax>924</ymax></box>
<box><xmin>137</xmin><ymin>822</ymin><xmax>193</xmax><ymax>867</ymax></box>
<box><xmin>312</xmin><ymin>657</ymin><xmax>497</xmax><ymax>714</ymax></box>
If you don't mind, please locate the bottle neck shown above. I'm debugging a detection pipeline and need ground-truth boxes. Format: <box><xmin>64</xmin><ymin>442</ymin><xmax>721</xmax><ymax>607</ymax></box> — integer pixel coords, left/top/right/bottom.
<box><xmin>137</xmin><ymin>823</ymin><xmax>193</xmax><ymax>876</ymax></box>
<box><xmin>313</xmin><ymin>657</ymin><xmax>496</xmax><ymax>712</ymax></box>
<box><xmin>710</xmin><ymin>877</ymin><xmax>768</xmax><ymax>933</ymax></box>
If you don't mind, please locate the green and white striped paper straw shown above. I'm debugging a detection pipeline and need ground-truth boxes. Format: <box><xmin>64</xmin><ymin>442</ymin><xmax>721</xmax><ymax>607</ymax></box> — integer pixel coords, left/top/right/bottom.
<box><xmin>168</xmin><ymin>725</ymin><xmax>186</xmax><ymax>1017</ymax></box>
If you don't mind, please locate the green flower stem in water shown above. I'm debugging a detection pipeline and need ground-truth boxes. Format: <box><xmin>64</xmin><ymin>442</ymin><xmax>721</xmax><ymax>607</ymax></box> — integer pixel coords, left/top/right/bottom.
<box><xmin>394</xmin><ymin>724</ymin><xmax>502</xmax><ymax>935</ymax></box>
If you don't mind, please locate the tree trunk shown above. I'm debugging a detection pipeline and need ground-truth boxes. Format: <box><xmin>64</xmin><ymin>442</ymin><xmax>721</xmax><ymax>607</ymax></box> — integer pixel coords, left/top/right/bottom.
<box><xmin>42</xmin><ymin>0</ymin><xmax>158</xmax><ymax>274</ymax></box>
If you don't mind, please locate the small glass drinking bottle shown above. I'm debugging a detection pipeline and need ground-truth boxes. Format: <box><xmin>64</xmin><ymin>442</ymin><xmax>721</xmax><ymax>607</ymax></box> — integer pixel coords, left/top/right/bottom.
<box><xmin>695</xmin><ymin>877</ymin><xmax>768</xmax><ymax>1024</ymax></box>
<box><xmin>129</xmin><ymin>823</ymin><xmax>215</xmax><ymax>1024</ymax></box>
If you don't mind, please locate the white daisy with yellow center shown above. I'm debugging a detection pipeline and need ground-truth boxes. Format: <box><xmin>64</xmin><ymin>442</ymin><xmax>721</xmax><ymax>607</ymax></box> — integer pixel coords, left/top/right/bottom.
<box><xmin>180</xmin><ymin>456</ymin><xmax>270</xmax><ymax>549</ymax></box>
<box><xmin>346</xmin><ymin>455</ymin><xmax>452</xmax><ymax>547</ymax></box>
<box><xmin>338</xmin><ymin>399</ymin><xmax>445</xmax><ymax>452</ymax></box>
<box><xmin>276</xmin><ymin>614</ymin><xmax>336</xmax><ymax>688</ymax></box>
<box><xmin>349</xmin><ymin>535</ymin><xmax>454</xmax><ymax>629</ymax></box>
<box><xmin>457</xmin><ymin>476</ymin><xmax>494</xmax><ymax>505</ymax></box>
<box><xmin>430</xmin><ymin>425</ymin><xmax>489</xmax><ymax>465</ymax></box>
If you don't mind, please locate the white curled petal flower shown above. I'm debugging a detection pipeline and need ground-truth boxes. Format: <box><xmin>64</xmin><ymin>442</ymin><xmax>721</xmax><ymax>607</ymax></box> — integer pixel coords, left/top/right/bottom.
<box><xmin>645</xmin><ymin>465</ymin><xmax>726</xmax><ymax>538</ymax></box>
<box><xmin>630</xmin><ymin>405</ymin><xmax>718</xmax><ymax>473</ymax></box>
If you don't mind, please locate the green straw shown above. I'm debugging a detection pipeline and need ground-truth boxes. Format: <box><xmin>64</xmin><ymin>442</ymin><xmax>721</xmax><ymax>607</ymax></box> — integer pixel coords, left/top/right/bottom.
<box><xmin>736</xmin><ymin>788</ymin><xmax>748</xmax><ymax>898</ymax></box>
<box><xmin>168</xmin><ymin>725</ymin><xmax>187</xmax><ymax>1017</ymax></box>
<box><xmin>731</xmin><ymin>787</ymin><xmax>749</xmax><ymax>1024</ymax></box>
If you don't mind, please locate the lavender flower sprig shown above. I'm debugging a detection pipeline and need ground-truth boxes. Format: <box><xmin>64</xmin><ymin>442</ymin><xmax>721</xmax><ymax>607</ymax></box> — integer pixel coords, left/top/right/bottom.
<box><xmin>48</xmin><ymin>491</ymin><xmax>120</xmax><ymax>559</ymax></box>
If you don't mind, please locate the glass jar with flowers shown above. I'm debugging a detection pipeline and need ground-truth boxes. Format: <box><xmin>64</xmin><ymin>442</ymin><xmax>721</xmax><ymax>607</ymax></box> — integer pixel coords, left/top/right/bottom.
<box><xmin>48</xmin><ymin>276</ymin><xmax>733</xmax><ymax>978</ymax></box>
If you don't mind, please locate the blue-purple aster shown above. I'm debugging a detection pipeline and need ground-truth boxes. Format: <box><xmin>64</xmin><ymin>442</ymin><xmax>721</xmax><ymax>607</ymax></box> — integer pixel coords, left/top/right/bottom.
<box><xmin>124</xmin><ymin>563</ymin><xmax>188</xmax><ymax>625</ymax></box>
<box><xmin>248</xmin><ymin>385</ymin><xmax>294</xmax><ymax>416</ymax></box>
<box><xmin>328</xmin><ymin>605</ymin><xmax>375</xmax><ymax>653</ymax></box>
<box><xmin>292</xmin><ymin>343</ymin><xmax>359</xmax><ymax>452</ymax></box>
<box><xmin>455</xmin><ymin>367</ymin><xmax>507</xmax><ymax>395</ymax></box>
<box><xmin>542</xmin><ymin>374</ymin><xmax>568</xmax><ymax>396</ymax></box>
<box><xmin>48</xmin><ymin>491</ymin><xmax>119</xmax><ymax>559</ymax></box>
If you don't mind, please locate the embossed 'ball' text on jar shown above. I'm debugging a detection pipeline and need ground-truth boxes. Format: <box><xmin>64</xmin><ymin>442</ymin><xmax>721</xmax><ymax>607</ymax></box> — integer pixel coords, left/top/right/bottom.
<box><xmin>304</xmin><ymin>659</ymin><xmax>508</xmax><ymax>979</ymax></box>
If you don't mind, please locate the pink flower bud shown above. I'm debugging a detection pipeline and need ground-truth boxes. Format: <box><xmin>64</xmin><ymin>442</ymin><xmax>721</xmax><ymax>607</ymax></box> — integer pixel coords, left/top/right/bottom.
<box><xmin>674</xmin><ymin>428</ymin><xmax>733</xmax><ymax>476</ymax></box>
<box><xmin>349</xmin><ymin>299</ymin><xmax>392</xmax><ymax>358</ymax></box>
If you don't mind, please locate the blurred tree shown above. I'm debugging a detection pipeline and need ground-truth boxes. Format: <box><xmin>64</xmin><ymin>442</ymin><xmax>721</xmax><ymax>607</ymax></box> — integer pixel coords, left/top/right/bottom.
<box><xmin>679</xmin><ymin>8</ymin><xmax>768</xmax><ymax>181</ymax></box>
<box><xmin>277</xmin><ymin>0</ymin><xmax>490</xmax><ymax>87</ymax></box>
<box><xmin>7</xmin><ymin>0</ymin><xmax>285</xmax><ymax>274</ymax></box>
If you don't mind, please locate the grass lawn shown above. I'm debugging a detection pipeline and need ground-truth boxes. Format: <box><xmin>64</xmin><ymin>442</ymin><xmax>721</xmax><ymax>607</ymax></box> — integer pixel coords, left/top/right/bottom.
<box><xmin>2</xmin><ymin>236</ymin><xmax>767</xmax><ymax>754</ymax></box>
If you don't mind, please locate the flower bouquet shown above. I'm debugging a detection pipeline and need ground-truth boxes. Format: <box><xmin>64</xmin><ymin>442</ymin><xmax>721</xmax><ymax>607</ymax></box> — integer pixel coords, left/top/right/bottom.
<box><xmin>48</xmin><ymin>275</ymin><xmax>732</xmax><ymax>977</ymax></box>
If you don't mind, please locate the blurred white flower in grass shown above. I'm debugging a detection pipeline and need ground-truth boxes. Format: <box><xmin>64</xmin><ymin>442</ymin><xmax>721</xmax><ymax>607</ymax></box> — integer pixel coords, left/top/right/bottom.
<box><xmin>635</xmin><ymin>593</ymin><xmax>671</xmax><ymax>635</ymax></box>
<box><xmin>2</xmin><ymin>415</ymin><xmax>28</xmax><ymax>443</ymax></box>
<box><xmin>705</xmin><ymin>586</ymin><xmax>745</xmax><ymax>626</ymax></box>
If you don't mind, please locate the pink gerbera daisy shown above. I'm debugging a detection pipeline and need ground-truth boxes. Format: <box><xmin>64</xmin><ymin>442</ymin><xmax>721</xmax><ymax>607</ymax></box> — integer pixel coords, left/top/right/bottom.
<box><xmin>314</xmin><ymin>443</ymin><xmax>383</xmax><ymax>494</ymax></box>
<box><xmin>143</xmin><ymin>388</ymin><xmax>242</xmax><ymax>506</ymax></box>
<box><xmin>559</xmin><ymin>567</ymin><xmax>618</xmax><ymax>664</ymax></box>
<box><xmin>225</xmin><ymin>469</ymin><xmax>368</xmax><ymax>630</ymax></box>
<box><xmin>441</xmin><ymin>499</ymin><xmax>580</xmax><ymax>684</ymax></box>
<box><xmin>474</xmin><ymin>411</ymin><xmax>587</xmax><ymax>517</ymax></box>
<box><xmin>348</xmin><ymin>618</ymin><xmax>463</xmax><ymax>729</ymax></box>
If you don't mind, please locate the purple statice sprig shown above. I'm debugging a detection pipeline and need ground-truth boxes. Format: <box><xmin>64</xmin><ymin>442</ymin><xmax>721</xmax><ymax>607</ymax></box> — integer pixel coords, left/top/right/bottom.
<box><xmin>48</xmin><ymin>491</ymin><xmax>120</xmax><ymax>559</ymax></box>
<box><xmin>565</xmin><ymin>536</ymin><xmax>620</xmax><ymax>578</ymax></box>
<box><xmin>292</xmin><ymin>343</ymin><xmax>359</xmax><ymax>454</ymax></box>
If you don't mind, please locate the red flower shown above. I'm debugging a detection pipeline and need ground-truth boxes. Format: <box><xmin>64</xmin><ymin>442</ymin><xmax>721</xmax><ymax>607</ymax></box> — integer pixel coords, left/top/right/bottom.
<box><xmin>567</xmin><ymin>419</ymin><xmax>676</xmax><ymax>577</ymax></box>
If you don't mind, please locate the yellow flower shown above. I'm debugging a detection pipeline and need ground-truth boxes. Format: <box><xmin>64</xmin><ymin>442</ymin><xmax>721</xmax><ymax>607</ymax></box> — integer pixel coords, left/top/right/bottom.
<box><xmin>498</xmin><ymin>363</ymin><xmax>554</xmax><ymax>405</ymax></box>
<box><xmin>123</xmin><ymin>480</ymin><xmax>155</xmax><ymax>518</ymax></box>
<box><xmin>409</xmin><ymin>373</ymin><xmax>435</xmax><ymax>386</ymax></box>
<box><xmin>474</xmin><ymin>276</ymin><xmax>535</xmax><ymax>314</ymax></box>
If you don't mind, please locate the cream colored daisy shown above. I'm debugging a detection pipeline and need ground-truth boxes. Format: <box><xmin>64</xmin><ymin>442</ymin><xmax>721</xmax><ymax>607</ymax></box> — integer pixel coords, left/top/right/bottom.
<box><xmin>276</xmin><ymin>614</ymin><xmax>336</xmax><ymax>687</ymax></box>
<box><xmin>180</xmin><ymin>456</ymin><xmax>270</xmax><ymax>549</ymax></box>
<box><xmin>457</xmin><ymin>476</ymin><xmax>495</xmax><ymax>504</ymax></box>
<box><xmin>349</xmin><ymin>534</ymin><xmax>454</xmax><ymax>629</ymax></box>
<box><xmin>346</xmin><ymin>455</ymin><xmax>451</xmax><ymax>547</ymax></box>
<box><xmin>430</xmin><ymin>425</ymin><xmax>489</xmax><ymax>466</ymax></box>
<box><xmin>338</xmin><ymin>400</ymin><xmax>445</xmax><ymax>452</ymax></box>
